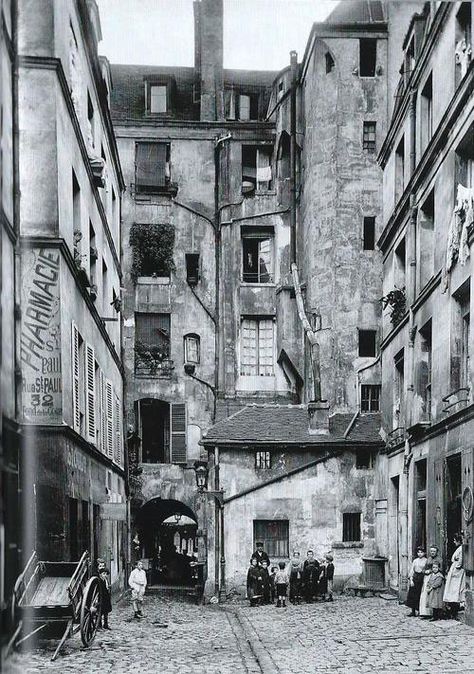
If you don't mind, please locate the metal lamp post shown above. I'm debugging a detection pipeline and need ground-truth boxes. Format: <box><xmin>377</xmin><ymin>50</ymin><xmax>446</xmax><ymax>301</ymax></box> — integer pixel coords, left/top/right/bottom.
<box><xmin>193</xmin><ymin>461</ymin><xmax>225</xmax><ymax>598</ymax></box>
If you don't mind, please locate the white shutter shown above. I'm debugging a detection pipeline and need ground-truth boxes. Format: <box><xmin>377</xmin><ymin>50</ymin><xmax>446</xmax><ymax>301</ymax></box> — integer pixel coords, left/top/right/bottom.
<box><xmin>106</xmin><ymin>380</ymin><xmax>114</xmax><ymax>459</ymax></box>
<box><xmin>85</xmin><ymin>344</ymin><xmax>96</xmax><ymax>443</ymax></box>
<box><xmin>72</xmin><ymin>323</ymin><xmax>81</xmax><ymax>432</ymax></box>
<box><xmin>170</xmin><ymin>403</ymin><xmax>186</xmax><ymax>464</ymax></box>
<box><xmin>99</xmin><ymin>370</ymin><xmax>106</xmax><ymax>454</ymax></box>
<box><xmin>114</xmin><ymin>392</ymin><xmax>121</xmax><ymax>465</ymax></box>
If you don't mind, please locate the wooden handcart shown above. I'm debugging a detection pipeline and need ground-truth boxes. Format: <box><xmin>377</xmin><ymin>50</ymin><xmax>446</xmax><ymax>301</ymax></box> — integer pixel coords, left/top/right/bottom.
<box><xmin>7</xmin><ymin>550</ymin><xmax>102</xmax><ymax>661</ymax></box>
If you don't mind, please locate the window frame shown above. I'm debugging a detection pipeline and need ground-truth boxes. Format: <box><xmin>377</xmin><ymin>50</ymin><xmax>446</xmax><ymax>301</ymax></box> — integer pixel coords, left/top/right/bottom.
<box><xmin>253</xmin><ymin>519</ymin><xmax>289</xmax><ymax>558</ymax></box>
<box><xmin>363</xmin><ymin>216</ymin><xmax>376</xmax><ymax>250</ymax></box>
<box><xmin>359</xmin><ymin>38</ymin><xmax>377</xmax><ymax>77</ymax></box>
<box><xmin>360</xmin><ymin>384</ymin><xmax>380</xmax><ymax>412</ymax></box>
<box><xmin>184</xmin><ymin>333</ymin><xmax>200</xmax><ymax>365</ymax></box>
<box><xmin>240</xmin><ymin>316</ymin><xmax>275</xmax><ymax>377</ymax></box>
<box><xmin>342</xmin><ymin>512</ymin><xmax>361</xmax><ymax>542</ymax></box>
<box><xmin>150</xmin><ymin>84</ymin><xmax>167</xmax><ymax>114</ymax></box>
<box><xmin>255</xmin><ymin>450</ymin><xmax>271</xmax><ymax>469</ymax></box>
<box><xmin>363</xmin><ymin>121</ymin><xmax>376</xmax><ymax>153</ymax></box>
<box><xmin>135</xmin><ymin>141</ymin><xmax>172</xmax><ymax>194</ymax></box>
<box><xmin>358</xmin><ymin>329</ymin><xmax>377</xmax><ymax>358</ymax></box>
<box><xmin>241</xmin><ymin>228</ymin><xmax>274</xmax><ymax>284</ymax></box>
<box><xmin>241</xmin><ymin>144</ymin><xmax>273</xmax><ymax>193</ymax></box>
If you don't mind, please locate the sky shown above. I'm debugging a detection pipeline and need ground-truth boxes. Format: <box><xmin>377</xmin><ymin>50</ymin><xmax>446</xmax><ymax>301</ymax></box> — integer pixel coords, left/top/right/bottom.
<box><xmin>97</xmin><ymin>0</ymin><xmax>338</xmax><ymax>71</ymax></box>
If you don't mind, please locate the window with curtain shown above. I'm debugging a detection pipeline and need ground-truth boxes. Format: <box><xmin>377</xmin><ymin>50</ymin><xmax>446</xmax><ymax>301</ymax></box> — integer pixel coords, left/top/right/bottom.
<box><xmin>135</xmin><ymin>142</ymin><xmax>170</xmax><ymax>192</ymax></box>
<box><xmin>150</xmin><ymin>85</ymin><xmax>167</xmax><ymax>113</ymax></box>
<box><xmin>240</xmin><ymin>318</ymin><xmax>274</xmax><ymax>376</ymax></box>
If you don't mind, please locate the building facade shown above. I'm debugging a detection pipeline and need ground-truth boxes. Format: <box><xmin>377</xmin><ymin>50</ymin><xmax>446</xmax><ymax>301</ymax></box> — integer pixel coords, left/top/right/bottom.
<box><xmin>17</xmin><ymin>0</ymin><xmax>127</xmax><ymax>589</ymax></box>
<box><xmin>377</xmin><ymin>1</ymin><xmax>474</xmax><ymax>625</ymax></box>
<box><xmin>1</xmin><ymin>0</ymin><xmax>21</xmax><ymax>646</ymax></box>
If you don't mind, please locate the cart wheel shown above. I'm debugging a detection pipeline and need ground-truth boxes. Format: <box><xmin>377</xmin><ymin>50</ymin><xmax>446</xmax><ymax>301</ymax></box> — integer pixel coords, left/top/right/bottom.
<box><xmin>80</xmin><ymin>577</ymin><xmax>102</xmax><ymax>647</ymax></box>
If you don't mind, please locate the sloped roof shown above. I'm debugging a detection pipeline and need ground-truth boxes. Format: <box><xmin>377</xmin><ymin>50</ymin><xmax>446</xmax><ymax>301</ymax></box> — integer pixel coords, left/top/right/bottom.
<box><xmin>202</xmin><ymin>405</ymin><xmax>382</xmax><ymax>447</ymax></box>
<box><xmin>109</xmin><ymin>64</ymin><xmax>277</xmax><ymax>122</ymax></box>
<box><xmin>325</xmin><ymin>1</ymin><xmax>386</xmax><ymax>24</ymax></box>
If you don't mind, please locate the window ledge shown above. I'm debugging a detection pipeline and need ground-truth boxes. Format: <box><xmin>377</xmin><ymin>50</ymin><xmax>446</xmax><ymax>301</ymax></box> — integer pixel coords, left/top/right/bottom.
<box><xmin>135</xmin><ymin>184</ymin><xmax>178</xmax><ymax>199</ymax></box>
<box><xmin>137</xmin><ymin>276</ymin><xmax>170</xmax><ymax>285</ymax></box>
<box><xmin>333</xmin><ymin>542</ymin><xmax>364</xmax><ymax>549</ymax></box>
<box><xmin>241</xmin><ymin>282</ymin><xmax>276</xmax><ymax>288</ymax></box>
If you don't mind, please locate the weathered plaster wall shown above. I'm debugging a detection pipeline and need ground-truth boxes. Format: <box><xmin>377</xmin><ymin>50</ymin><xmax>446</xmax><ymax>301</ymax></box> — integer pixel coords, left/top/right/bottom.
<box><xmin>218</xmin><ymin>448</ymin><xmax>377</xmax><ymax>592</ymax></box>
<box><xmin>298</xmin><ymin>34</ymin><xmax>385</xmax><ymax>410</ymax></box>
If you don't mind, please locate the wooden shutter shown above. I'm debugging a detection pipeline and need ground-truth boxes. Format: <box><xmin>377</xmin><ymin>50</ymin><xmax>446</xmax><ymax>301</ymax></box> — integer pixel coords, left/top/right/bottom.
<box><xmin>114</xmin><ymin>391</ymin><xmax>122</xmax><ymax>466</ymax></box>
<box><xmin>462</xmin><ymin>448</ymin><xmax>474</xmax><ymax>572</ymax></box>
<box><xmin>433</xmin><ymin>458</ymin><xmax>445</xmax><ymax>557</ymax></box>
<box><xmin>105</xmin><ymin>380</ymin><xmax>114</xmax><ymax>459</ymax></box>
<box><xmin>99</xmin><ymin>371</ymin><xmax>106</xmax><ymax>454</ymax></box>
<box><xmin>136</xmin><ymin>142</ymin><xmax>166</xmax><ymax>189</ymax></box>
<box><xmin>85</xmin><ymin>344</ymin><xmax>96</xmax><ymax>444</ymax></box>
<box><xmin>72</xmin><ymin>323</ymin><xmax>81</xmax><ymax>433</ymax></box>
<box><xmin>171</xmin><ymin>403</ymin><xmax>186</xmax><ymax>463</ymax></box>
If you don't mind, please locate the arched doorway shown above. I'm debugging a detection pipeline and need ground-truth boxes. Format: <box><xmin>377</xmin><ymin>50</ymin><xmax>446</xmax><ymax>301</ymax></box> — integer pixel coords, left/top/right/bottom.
<box><xmin>134</xmin><ymin>498</ymin><xmax>199</xmax><ymax>587</ymax></box>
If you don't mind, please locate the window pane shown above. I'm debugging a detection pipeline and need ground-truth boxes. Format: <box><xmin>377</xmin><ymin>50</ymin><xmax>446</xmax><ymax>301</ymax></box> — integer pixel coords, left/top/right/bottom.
<box><xmin>258</xmin><ymin>320</ymin><xmax>274</xmax><ymax>375</ymax></box>
<box><xmin>241</xmin><ymin>319</ymin><xmax>258</xmax><ymax>375</ymax></box>
<box><xmin>150</xmin><ymin>85</ymin><xmax>167</xmax><ymax>113</ymax></box>
<box><xmin>253</xmin><ymin>520</ymin><xmax>289</xmax><ymax>557</ymax></box>
<box><xmin>239</xmin><ymin>95</ymin><xmax>250</xmax><ymax>120</ymax></box>
<box><xmin>136</xmin><ymin>142</ymin><xmax>167</xmax><ymax>190</ymax></box>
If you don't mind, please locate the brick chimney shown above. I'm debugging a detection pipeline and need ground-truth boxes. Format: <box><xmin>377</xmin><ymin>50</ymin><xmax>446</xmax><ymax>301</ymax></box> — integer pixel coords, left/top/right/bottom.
<box><xmin>308</xmin><ymin>401</ymin><xmax>330</xmax><ymax>435</ymax></box>
<box><xmin>193</xmin><ymin>0</ymin><xmax>224</xmax><ymax>121</ymax></box>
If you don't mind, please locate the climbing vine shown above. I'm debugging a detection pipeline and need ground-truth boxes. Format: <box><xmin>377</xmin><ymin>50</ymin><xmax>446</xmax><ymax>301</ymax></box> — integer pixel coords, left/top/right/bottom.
<box><xmin>134</xmin><ymin>339</ymin><xmax>171</xmax><ymax>375</ymax></box>
<box><xmin>129</xmin><ymin>223</ymin><xmax>175</xmax><ymax>283</ymax></box>
<box><xmin>381</xmin><ymin>286</ymin><xmax>406</xmax><ymax>326</ymax></box>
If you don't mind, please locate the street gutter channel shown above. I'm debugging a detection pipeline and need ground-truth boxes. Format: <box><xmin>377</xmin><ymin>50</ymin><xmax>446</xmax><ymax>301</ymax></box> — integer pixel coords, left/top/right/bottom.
<box><xmin>224</xmin><ymin>607</ymin><xmax>281</xmax><ymax>674</ymax></box>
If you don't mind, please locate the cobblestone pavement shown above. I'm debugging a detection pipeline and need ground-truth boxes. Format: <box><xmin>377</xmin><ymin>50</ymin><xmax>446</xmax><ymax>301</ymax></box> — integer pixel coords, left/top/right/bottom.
<box><xmin>4</xmin><ymin>594</ymin><xmax>474</xmax><ymax>674</ymax></box>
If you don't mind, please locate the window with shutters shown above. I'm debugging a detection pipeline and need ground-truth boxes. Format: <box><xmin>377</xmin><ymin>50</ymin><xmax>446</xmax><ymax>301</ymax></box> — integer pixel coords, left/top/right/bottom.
<box><xmin>135</xmin><ymin>312</ymin><xmax>172</xmax><ymax>377</ymax></box>
<box><xmin>240</xmin><ymin>318</ymin><xmax>274</xmax><ymax>376</ymax></box>
<box><xmin>135</xmin><ymin>142</ymin><xmax>176</xmax><ymax>195</ymax></box>
<box><xmin>242</xmin><ymin>228</ymin><xmax>274</xmax><ymax>283</ymax></box>
<box><xmin>253</xmin><ymin>520</ymin><xmax>289</xmax><ymax>557</ymax></box>
<box><xmin>138</xmin><ymin>398</ymin><xmax>170</xmax><ymax>463</ymax></box>
<box><xmin>85</xmin><ymin>344</ymin><xmax>96</xmax><ymax>444</ymax></box>
<box><xmin>171</xmin><ymin>403</ymin><xmax>187</xmax><ymax>464</ymax></box>
<box><xmin>105</xmin><ymin>380</ymin><xmax>114</xmax><ymax>459</ymax></box>
<box><xmin>114</xmin><ymin>392</ymin><xmax>122</xmax><ymax>466</ymax></box>
<box><xmin>71</xmin><ymin>323</ymin><xmax>85</xmax><ymax>435</ymax></box>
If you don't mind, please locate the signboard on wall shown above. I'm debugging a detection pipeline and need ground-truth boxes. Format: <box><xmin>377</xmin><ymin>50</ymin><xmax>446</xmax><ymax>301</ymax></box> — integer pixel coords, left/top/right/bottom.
<box><xmin>20</xmin><ymin>247</ymin><xmax>62</xmax><ymax>424</ymax></box>
<box><xmin>100</xmin><ymin>503</ymin><xmax>127</xmax><ymax>521</ymax></box>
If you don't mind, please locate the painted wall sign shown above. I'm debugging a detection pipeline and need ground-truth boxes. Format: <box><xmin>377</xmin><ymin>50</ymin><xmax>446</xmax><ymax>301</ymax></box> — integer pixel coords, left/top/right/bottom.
<box><xmin>20</xmin><ymin>247</ymin><xmax>62</xmax><ymax>424</ymax></box>
<box><xmin>100</xmin><ymin>502</ymin><xmax>127</xmax><ymax>521</ymax></box>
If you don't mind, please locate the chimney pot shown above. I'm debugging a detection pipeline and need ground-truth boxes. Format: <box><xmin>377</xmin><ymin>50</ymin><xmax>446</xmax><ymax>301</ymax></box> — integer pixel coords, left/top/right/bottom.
<box><xmin>308</xmin><ymin>401</ymin><xmax>330</xmax><ymax>435</ymax></box>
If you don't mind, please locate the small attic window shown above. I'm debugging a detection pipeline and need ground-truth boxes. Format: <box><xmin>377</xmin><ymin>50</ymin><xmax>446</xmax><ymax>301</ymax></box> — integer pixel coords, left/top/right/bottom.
<box><xmin>325</xmin><ymin>52</ymin><xmax>335</xmax><ymax>74</ymax></box>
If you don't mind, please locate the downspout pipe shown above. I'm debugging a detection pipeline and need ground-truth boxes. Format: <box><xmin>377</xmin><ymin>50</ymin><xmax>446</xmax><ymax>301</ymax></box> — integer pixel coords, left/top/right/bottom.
<box><xmin>289</xmin><ymin>50</ymin><xmax>298</xmax><ymax>265</ymax></box>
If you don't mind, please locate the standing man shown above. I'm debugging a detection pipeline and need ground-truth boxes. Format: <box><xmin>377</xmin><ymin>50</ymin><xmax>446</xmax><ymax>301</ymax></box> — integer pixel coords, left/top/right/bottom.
<box><xmin>251</xmin><ymin>541</ymin><xmax>270</xmax><ymax>567</ymax></box>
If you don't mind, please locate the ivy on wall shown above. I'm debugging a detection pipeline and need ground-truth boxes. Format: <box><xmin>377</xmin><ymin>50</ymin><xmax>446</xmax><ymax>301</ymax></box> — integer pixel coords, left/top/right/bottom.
<box><xmin>129</xmin><ymin>223</ymin><xmax>175</xmax><ymax>283</ymax></box>
<box><xmin>381</xmin><ymin>287</ymin><xmax>406</xmax><ymax>326</ymax></box>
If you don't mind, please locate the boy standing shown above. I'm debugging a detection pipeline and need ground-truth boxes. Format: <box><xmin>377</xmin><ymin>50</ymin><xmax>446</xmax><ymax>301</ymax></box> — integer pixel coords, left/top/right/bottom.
<box><xmin>274</xmin><ymin>561</ymin><xmax>289</xmax><ymax>608</ymax></box>
<box><xmin>129</xmin><ymin>560</ymin><xmax>147</xmax><ymax>619</ymax></box>
<box><xmin>324</xmin><ymin>554</ymin><xmax>335</xmax><ymax>602</ymax></box>
<box><xmin>98</xmin><ymin>567</ymin><xmax>112</xmax><ymax>629</ymax></box>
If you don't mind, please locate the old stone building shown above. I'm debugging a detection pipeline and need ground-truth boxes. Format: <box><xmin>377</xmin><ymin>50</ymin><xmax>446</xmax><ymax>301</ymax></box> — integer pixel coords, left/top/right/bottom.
<box><xmin>1</xmin><ymin>0</ymin><xmax>21</xmax><ymax>644</ymax></box>
<box><xmin>17</xmin><ymin>0</ymin><xmax>127</xmax><ymax>589</ymax></box>
<box><xmin>377</xmin><ymin>1</ymin><xmax>474</xmax><ymax>625</ymax></box>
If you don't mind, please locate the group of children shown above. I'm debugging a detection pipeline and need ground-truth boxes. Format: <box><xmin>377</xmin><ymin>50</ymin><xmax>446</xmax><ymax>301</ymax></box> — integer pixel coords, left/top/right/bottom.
<box><xmin>247</xmin><ymin>547</ymin><xmax>335</xmax><ymax>608</ymax></box>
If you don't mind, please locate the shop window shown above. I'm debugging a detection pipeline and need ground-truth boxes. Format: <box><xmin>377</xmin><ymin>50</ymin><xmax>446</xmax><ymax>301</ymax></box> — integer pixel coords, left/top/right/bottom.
<box><xmin>325</xmin><ymin>52</ymin><xmax>335</xmax><ymax>74</ymax></box>
<box><xmin>240</xmin><ymin>317</ymin><xmax>274</xmax><ymax>376</ymax></box>
<box><xmin>358</xmin><ymin>329</ymin><xmax>377</xmax><ymax>357</ymax></box>
<box><xmin>242</xmin><ymin>145</ymin><xmax>273</xmax><ymax>193</ymax></box>
<box><xmin>242</xmin><ymin>228</ymin><xmax>273</xmax><ymax>283</ymax></box>
<box><xmin>343</xmin><ymin>512</ymin><xmax>361</xmax><ymax>542</ymax></box>
<box><xmin>253</xmin><ymin>520</ymin><xmax>289</xmax><ymax>557</ymax></box>
<box><xmin>359</xmin><ymin>38</ymin><xmax>377</xmax><ymax>77</ymax></box>
<box><xmin>255</xmin><ymin>451</ymin><xmax>271</xmax><ymax>469</ymax></box>
<box><xmin>356</xmin><ymin>450</ymin><xmax>376</xmax><ymax>469</ymax></box>
<box><xmin>363</xmin><ymin>121</ymin><xmax>376</xmax><ymax>153</ymax></box>
<box><xmin>361</xmin><ymin>384</ymin><xmax>380</xmax><ymax>412</ymax></box>
<box><xmin>184</xmin><ymin>334</ymin><xmax>200</xmax><ymax>364</ymax></box>
<box><xmin>135</xmin><ymin>142</ymin><xmax>172</xmax><ymax>193</ymax></box>
<box><xmin>185</xmin><ymin>253</ymin><xmax>200</xmax><ymax>285</ymax></box>
<box><xmin>420</xmin><ymin>73</ymin><xmax>433</xmax><ymax>155</ymax></box>
<box><xmin>418</xmin><ymin>190</ymin><xmax>434</xmax><ymax>291</ymax></box>
<box><xmin>363</xmin><ymin>216</ymin><xmax>375</xmax><ymax>250</ymax></box>
<box><xmin>395</xmin><ymin>136</ymin><xmax>405</xmax><ymax>202</ymax></box>
<box><xmin>150</xmin><ymin>85</ymin><xmax>167</xmax><ymax>113</ymax></box>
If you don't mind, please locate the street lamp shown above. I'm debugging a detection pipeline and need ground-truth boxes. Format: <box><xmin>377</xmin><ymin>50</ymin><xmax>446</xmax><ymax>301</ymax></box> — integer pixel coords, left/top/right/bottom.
<box><xmin>193</xmin><ymin>461</ymin><xmax>226</xmax><ymax>598</ymax></box>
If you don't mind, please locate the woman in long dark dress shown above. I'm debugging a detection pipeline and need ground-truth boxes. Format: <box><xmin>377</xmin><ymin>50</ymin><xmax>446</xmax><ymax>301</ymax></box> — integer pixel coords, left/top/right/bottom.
<box><xmin>302</xmin><ymin>550</ymin><xmax>320</xmax><ymax>603</ymax></box>
<box><xmin>406</xmin><ymin>547</ymin><xmax>427</xmax><ymax>616</ymax></box>
<box><xmin>247</xmin><ymin>557</ymin><xmax>264</xmax><ymax>606</ymax></box>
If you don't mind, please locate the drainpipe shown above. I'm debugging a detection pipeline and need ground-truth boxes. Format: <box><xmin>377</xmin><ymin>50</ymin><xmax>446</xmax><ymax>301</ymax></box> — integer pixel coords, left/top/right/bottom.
<box><xmin>289</xmin><ymin>50</ymin><xmax>298</xmax><ymax>265</ymax></box>
<box><xmin>214</xmin><ymin>447</ymin><xmax>220</xmax><ymax>596</ymax></box>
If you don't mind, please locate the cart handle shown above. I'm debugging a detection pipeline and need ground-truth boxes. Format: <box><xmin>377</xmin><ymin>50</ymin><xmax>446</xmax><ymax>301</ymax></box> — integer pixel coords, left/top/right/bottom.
<box><xmin>67</xmin><ymin>551</ymin><xmax>90</xmax><ymax>599</ymax></box>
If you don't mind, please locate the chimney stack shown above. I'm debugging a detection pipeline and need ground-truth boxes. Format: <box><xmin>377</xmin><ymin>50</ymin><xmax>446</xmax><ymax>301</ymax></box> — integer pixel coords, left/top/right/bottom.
<box><xmin>193</xmin><ymin>0</ymin><xmax>224</xmax><ymax>121</ymax></box>
<box><xmin>308</xmin><ymin>401</ymin><xmax>330</xmax><ymax>435</ymax></box>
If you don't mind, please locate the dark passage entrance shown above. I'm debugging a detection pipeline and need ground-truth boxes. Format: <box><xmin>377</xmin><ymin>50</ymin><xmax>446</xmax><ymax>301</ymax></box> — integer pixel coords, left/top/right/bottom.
<box><xmin>134</xmin><ymin>498</ymin><xmax>201</xmax><ymax>587</ymax></box>
<box><xmin>446</xmin><ymin>454</ymin><xmax>462</xmax><ymax>560</ymax></box>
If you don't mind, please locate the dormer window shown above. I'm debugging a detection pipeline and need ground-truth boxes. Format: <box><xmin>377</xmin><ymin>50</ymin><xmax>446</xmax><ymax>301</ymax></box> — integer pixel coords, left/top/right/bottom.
<box><xmin>225</xmin><ymin>89</ymin><xmax>259</xmax><ymax>121</ymax></box>
<box><xmin>150</xmin><ymin>85</ymin><xmax>167</xmax><ymax>113</ymax></box>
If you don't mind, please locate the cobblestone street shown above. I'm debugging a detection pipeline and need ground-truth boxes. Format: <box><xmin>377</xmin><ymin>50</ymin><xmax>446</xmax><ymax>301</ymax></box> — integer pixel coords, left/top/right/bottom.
<box><xmin>5</xmin><ymin>594</ymin><xmax>474</xmax><ymax>674</ymax></box>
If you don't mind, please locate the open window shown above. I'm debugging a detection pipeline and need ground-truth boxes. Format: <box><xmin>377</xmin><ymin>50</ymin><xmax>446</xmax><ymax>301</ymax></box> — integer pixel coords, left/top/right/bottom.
<box><xmin>417</xmin><ymin>319</ymin><xmax>432</xmax><ymax>421</ymax></box>
<box><xmin>241</xmin><ymin>227</ymin><xmax>273</xmax><ymax>283</ymax></box>
<box><xmin>225</xmin><ymin>90</ymin><xmax>259</xmax><ymax>121</ymax></box>
<box><xmin>358</xmin><ymin>329</ymin><xmax>377</xmax><ymax>357</ymax></box>
<box><xmin>395</xmin><ymin>136</ymin><xmax>405</xmax><ymax>202</ymax></box>
<box><xmin>394</xmin><ymin>348</ymin><xmax>405</xmax><ymax>427</ymax></box>
<box><xmin>359</xmin><ymin>38</ymin><xmax>377</xmax><ymax>77</ymax></box>
<box><xmin>135</xmin><ymin>142</ymin><xmax>174</xmax><ymax>194</ymax></box>
<box><xmin>134</xmin><ymin>312</ymin><xmax>172</xmax><ymax>377</ymax></box>
<box><xmin>184</xmin><ymin>334</ymin><xmax>200</xmax><ymax>365</ymax></box>
<box><xmin>418</xmin><ymin>190</ymin><xmax>434</xmax><ymax>291</ymax></box>
<box><xmin>325</xmin><ymin>52</ymin><xmax>335</xmax><ymax>74</ymax></box>
<box><xmin>145</xmin><ymin>77</ymin><xmax>175</xmax><ymax>114</ymax></box>
<box><xmin>420</xmin><ymin>73</ymin><xmax>433</xmax><ymax>155</ymax></box>
<box><xmin>185</xmin><ymin>253</ymin><xmax>200</xmax><ymax>286</ymax></box>
<box><xmin>451</xmin><ymin>278</ymin><xmax>471</xmax><ymax>394</ymax></box>
<box><xmin>242</xmin><ymin>145</ymin><xmax>273</xmax><ymax>193</ymax></box>
<box><xmin>363</xmin><ymin>216</ymin><xmax>375</xmax><ymax>250</ymax></box>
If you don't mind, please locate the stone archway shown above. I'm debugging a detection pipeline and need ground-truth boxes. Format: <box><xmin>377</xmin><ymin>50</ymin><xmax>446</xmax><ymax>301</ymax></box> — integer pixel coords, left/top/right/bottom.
<box><xmin>134</xmin><ymin>498</ymin><xmax>200</xmax><ymax>586</ymax></box>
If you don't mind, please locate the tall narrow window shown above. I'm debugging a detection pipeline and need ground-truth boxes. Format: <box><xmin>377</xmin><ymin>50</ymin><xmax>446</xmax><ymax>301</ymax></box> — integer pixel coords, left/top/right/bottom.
<box><xmin>361</xmin><ymin>384</ymin><xmax>380</xmax><ymax>412</ymax></box>
<box><xmin>343</xmin><ymin>513</ymin><xmax>361</xmax><ymax>542</ymax></box>
<box><xmin>242</xmin><ymin>229</ymin><xmax>273</xmax><ymax>283</ymax></box>
<box><xmin>239</xmin><ymin>94</ymin><xmax>251</xmax><ymax>120</ymax></box>
<box><xmin>150</xmin><ymin>85</ymin><xmax>167</xmax><ymax>113</ymax></box>
<box><xmin>363</xmin><ymin>216</ymin><xmax>375</xmax><ymax>250</ymax></box>
<box><xmin>418</xmin><ymin>320</ymin><xmax>432</xmax><ymax>421</ymax></box>
<box><xmin>452</xmin><ymin>280</ymin><xmax>471</xmax><ymax>392</ymax></box>
<box><xmin>415</xmin><ymin>459</ymin><xmax>427</xmax><ymax>552</ymax></box>
<box><xmin>358</xmin><ymin>330</ymin><xmax>377</xmax><ymax>357</ymax></box>
<box><xmin>87</xmin><ymin>91</ymin><xmax>95</xmax><ymax>150</ymax></box>
<box><xmin>394</xmin><ymin>236</ymin><xmax>406</xmax><ymax>290</ymax></box>
<box><xmin>241</xmin><ymin>318</ymin><xmax>274</xmax><ymax>376</ymax></box>
<box><xmin>242</xmin><ymin>145</ymin><xmax>273</xmax><ymax>193</ymax></box>
<box><xmin>418</xmin><ymin>190</ymin><xmax>434</xmax><ymax>291</ymax></box>
<box><xmin>72</xmin><ymin>170</ymin><xmax>81</xmax><ymax>241</ymax></box>
<box><xmin>420</xmin><ymin>73</ymin><xmax>433</xmax><ymax>155</ymax></box>
<box><xmin>363</xmin><ymin>122</ymin><xmax>376</xmax><ymax>153</ymax></box>
<box><xmin>255</xmin><ymin>451</ymin><xmax>271</xmax><ymax>469</ymax></box>
<box><xmin>455</xmin><ymin>3</ymin><xmax>472</xmax><ymax>86</ymax></box>
<box><xmin>394</xmin><ymin>349</ymin><xmax>405</xmax><ymax>427</ymax></box>
<box><xmin>185</xmin><ymin>253</ymin><xmax>200</xmax><ymax>285</ymax></box>
<box><xmin>455</xmin><ymin>124</ymin><xmax>474</xmax><ymax>190</ymax></box>
<box><xmin>135</xmin><ymin>142</ymin><xmax>171</xmax><ymax>193</ymax></box>
<box><xmin>184</xmin><ymin>334</ymin><xmax>200</xmax><ymax>364</ymax></box>
<box><xmin>325</xmin><ymin>52</ymin><xmax>335</xmax><ymax>74</ymax></box>
<box><xmin>395</xmin><ymin>137</ymin><xmax>405</xmax><ymax>202</ymax></box>
<box><xmin>359</xmin><ymin>38</ymin><xmax>377</xmax><ymax>76</ymax></box>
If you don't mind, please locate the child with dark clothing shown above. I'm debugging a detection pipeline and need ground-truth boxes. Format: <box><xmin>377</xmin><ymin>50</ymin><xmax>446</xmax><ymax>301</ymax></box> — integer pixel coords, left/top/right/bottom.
<box><xmin>261</xmin><ymin>559</ymin><xmax>272</xmax><ymax>604</ymax></box>
<box><xmin>426</xmin><ymin>561</ymin><xmax>445</xmax><ymax>621</ymax></box>
<box><xmin>274</xmin><ymin>561</ymin><xmax>289</xmax><ymax>608</ymax></box>
<box><xmin>289</xmin><ymin>551</ymin><xmax>303</xmax><ymax>604</ymax></box>
<box><xmin>98</xmin><ymin>567</ymin><xmax>112</xmax><ymax>629</ymax></box>
<box><xmin>269</xmin><ymin>566</ymin><xmax>278</xmax><ymax>603</ymax></box>
<box><xmin>247</xmin><ymin>557</ymin><xmax>265</xmax><ymax>607</ymax></box>
<box><xmin>324</xmin><ymin>554</ymin><xmax>335</xmax><ymax>602</ymax></box>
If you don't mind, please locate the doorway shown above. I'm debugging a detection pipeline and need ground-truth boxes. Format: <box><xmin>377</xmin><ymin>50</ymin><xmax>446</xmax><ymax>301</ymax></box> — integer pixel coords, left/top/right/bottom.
<box><xmin>137</xmin><ymin>399</ymin><xmax>170</xmax><ymax>463</ymax></box>
<box><xmin>390</xmin><ymin>475</ymin><xmax>400</xmax><ymax>589</ymax></box>
<box><xmin>446</xmin><ymin>454</ymin><xmax>462</xmax><ymax>560</ymax></box>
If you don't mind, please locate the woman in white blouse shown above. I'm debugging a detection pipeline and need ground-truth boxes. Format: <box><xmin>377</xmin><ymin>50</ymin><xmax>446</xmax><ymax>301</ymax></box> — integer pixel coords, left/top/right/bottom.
<box><xmin>406</xmin><ymin>547</ymin><xmax>427</xmax><ymax>617</ymax></box>
<box><xmin>443</xmin><ymin>533</ymin><xmax>465</xmax><ymax>619</ymax></box>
